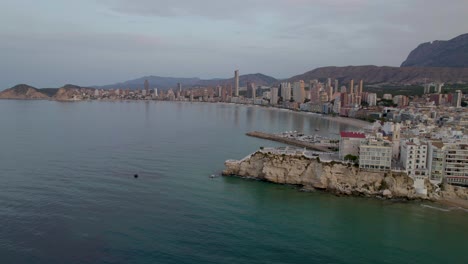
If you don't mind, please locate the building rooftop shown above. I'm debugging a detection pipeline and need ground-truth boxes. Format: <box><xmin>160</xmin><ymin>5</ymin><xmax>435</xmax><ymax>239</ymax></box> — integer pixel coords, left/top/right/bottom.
<box><xmin>431</xmin><ymin>141</ymin><xmax>445</xmax><ymax>148</ymax></box>
<box><xmin>340</xmin><ymin>131</ymin><xmax>366</xmax><ymax>139</ymax></box>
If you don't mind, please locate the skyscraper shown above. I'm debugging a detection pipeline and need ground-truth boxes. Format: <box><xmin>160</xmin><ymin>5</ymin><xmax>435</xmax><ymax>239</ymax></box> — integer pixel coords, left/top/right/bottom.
<box><xmin>435</xmin><ymin>83</ymin><xmax>444</xmax><ymax>94</ymax></box>
<box><xmin>281</xmin><ymin>82</ymin><xmax>291</xmax><ymax>101</ymax></box>
<box><xmin>334</xmin><ymin>79</ymin><xmax>339</xmax><ymax>94</ymax></box>
<box><xmin>144</xmin><ymin>79</ymin><xmax>150</xmax><ymax>95</ymax></box>
<box><xmin>359</xmin><ymin>80</ymin><xmax>363</xmax><ymax>95</ymax></box>
<box><xmin>453</xmin><ymin>90</ymin><xmax>463</xmax><ymax>108</ymax></box>
<box><xmin>177</xmin><ymin>83</ymin><xmax>182</xmax><ymax>93</ymax></box>
<box><xmin>234</xmin><ymin>70</ymin><xmax>239</xmax><ymax>97</ymax></box>
<box><xmin>328</xmin><ymin>85</ymin><xmax>333</xmax><ymax>101</ymax></box>
<box><xmin>293</xmin><ymin>81</ymin><xmax>305</xmax><ymax>103</ymax></box>
<box><xmin>310</xmin><ymin>81</ymin><xmax>320</xmax><ymax>103</ymax></box>
<box><xmin>247</xmin><ymin>82</ymin><xmax>256</xmax><ymax>99</ymax></box>
<box><xmin>270</xmin><ymin>87</ymin><xmax>278</xmax><ymax>105</ymax></box>
<box><xmin>349</xmin><ymin>79</ymin><xmax>354</xmax><ymax>94</ymax></box>
<box><xmin>227</xmin><ymin>84</ymin><xmax>232</xmax><ymax>97</ymax></box>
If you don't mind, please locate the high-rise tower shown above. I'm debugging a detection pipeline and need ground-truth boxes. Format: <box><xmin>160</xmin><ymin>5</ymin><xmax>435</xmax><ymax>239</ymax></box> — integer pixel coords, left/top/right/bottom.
<box><xmin>144</xmin><ymin>79</ymin><xmax>149</xmax><ymax>94</ymax></box>
<box><xmin>281</xmin><ymin>82</ymin><xmax>291</xmax><ymax>101</ymax></box>
<box><xmin>234</xmin><ymin>70</ymin><xmax>239</xmax><ymax>97</ymax></box>
<box><xmin>349</xmin><ymin>79</ymin><xmax>354</xmax><ymax>94</ymax></box>
<box><xmin>293</xmin><ymin>81</ymin><xmax>305</xmax><ymax>103</ymax></box>
<box><xmin>392</xmin><ymin>123</ymin><xmax>401</xmax><ymax>159</ymax></box>
<box><xmin>359</xmin><ymin>80</ymin><xmax>363</xmax><ymax>95</ymax></box>
<box><xmin>453</xmin><ymin>90</ymin><xmax>462</xmax><ymax>108</ymax></box>
<box><xmin>334</xmin><ymin>79</ymin><xmax>339</xmax><ymax>94</ymax></box>
<box><xmin>177</xmin><ymin>83</ymin><xmax>182</xmax><ymax>93</ymax></box>
<box><xmin>270</xmin><ymin>87</ymin><xmax>278</xmax><ymax>105</ymax></box>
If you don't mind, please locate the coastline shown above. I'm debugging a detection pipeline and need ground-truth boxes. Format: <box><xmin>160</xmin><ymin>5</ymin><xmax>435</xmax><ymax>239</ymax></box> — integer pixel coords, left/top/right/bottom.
<box><xmin>319</xmin><ymin>115</ymin><xmax>370</xmax><ymax>128</ymax></box>
<box><xmin>222</xmin><ymin>150</ymin><xmax>468</xmax><ymax>208</ymax></box>
<box><xmin>0</xmin><ymin>98</ymin><xmax>371</xmax><ymax>129</ymax></box>
<box><xmin>218</xmin><ymin>102</ymin><xmax>371</xmax><ymax>128</ymax></box>
<box><xmin>438</xmin><ymin>198</ymin><xmax>468</xmax><ymax>210</ymax></box>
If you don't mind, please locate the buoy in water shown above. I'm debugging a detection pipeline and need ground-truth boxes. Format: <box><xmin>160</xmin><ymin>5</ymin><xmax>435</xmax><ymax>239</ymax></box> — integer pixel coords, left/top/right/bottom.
<box><xmin>134</xmin><ymin>174</ymin><xmax>138</xmax><ymax>178</ymax></box>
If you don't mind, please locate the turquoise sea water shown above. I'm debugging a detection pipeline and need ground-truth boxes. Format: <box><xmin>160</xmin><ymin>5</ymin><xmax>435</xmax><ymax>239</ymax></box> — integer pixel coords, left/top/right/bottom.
<box><xmin>0</xmin><ymin>100</ymin><xmax>466</xmax><ymax>264</ymax></box>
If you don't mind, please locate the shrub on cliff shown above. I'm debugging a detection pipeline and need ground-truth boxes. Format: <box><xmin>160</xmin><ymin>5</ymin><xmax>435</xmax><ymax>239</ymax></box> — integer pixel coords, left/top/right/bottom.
<box><xmin>379</xmin><ymin>179</ymin><xmax>389</xmax><ymax>191</ymax></box>
<box><xmin>344</xmin><ymin>154</ymin><xmax>358</xmax><ymax>162</ymax></box>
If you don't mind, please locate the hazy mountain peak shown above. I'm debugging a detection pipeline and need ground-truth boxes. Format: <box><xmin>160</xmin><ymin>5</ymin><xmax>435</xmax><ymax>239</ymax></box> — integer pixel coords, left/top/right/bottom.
<box><xmin>401</xmin><ymin>33</ymin><xmax>468</xmax><ymax>68</ymax></box>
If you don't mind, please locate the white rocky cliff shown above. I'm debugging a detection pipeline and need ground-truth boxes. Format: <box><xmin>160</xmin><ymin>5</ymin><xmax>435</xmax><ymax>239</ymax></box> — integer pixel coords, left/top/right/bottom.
<box><xmin>223</xmin><ymin>151</ymin><xmax>468</xmax><ymax>201</ymax></box>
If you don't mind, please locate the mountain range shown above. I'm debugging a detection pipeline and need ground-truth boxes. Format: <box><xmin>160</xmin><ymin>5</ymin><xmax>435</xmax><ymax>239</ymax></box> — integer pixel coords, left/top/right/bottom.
<box><xmin>94</xmin><ymin>73</ymin><xmax>278</xmax><ymax>90</ymax></box>
<box><xmin>287</xmin><ymin>65</ymin><xmax>468</xmax><ymax>85</ymax></box>
<box><xmin>2</xmin><ymin>33</ymin><xmax>468</xmax><ymax>99</ymax></box>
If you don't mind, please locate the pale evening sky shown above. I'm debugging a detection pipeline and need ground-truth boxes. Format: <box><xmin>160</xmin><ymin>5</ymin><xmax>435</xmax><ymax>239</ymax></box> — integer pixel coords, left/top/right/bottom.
<box><xmin>0</xmin><ymin>0</ymin><xmax>467</xmax><ymax>88</ymax></box>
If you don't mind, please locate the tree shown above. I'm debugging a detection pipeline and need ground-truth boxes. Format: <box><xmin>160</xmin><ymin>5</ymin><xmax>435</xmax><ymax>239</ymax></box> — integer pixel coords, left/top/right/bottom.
<box><xmin>344</xmin><ymin>154</ymin><xmax>358</xmax><ymax>162</ymax></box>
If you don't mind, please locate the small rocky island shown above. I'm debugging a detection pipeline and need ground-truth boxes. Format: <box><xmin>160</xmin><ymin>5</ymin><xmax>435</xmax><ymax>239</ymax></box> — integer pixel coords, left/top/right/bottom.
<box><xmin>223</xmin><ymin>147</ymin><xmax>468</xmax><ymax>205</ymax></box>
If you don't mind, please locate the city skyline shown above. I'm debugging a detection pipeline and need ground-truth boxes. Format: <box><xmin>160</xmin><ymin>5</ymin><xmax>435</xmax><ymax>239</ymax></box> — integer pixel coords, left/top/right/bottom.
<box><xmin>1</xmin><ymin>0</ymin><xmax>467</xmax><ymax>88</ymax></box>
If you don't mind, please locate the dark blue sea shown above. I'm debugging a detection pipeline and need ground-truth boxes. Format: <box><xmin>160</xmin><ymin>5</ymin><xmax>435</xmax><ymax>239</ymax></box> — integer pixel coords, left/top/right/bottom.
<box><xmin>0</xmin><ymin>100</ymin><xmax>466</xmax><ymax>264</ymax></box>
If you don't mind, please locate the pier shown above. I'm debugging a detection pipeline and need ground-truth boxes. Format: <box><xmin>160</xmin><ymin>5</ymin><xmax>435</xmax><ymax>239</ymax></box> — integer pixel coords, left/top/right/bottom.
<box><xmin>246</xmin><ymin>131</ymin><xmax>335</xmax><ymax>152</ymax></box>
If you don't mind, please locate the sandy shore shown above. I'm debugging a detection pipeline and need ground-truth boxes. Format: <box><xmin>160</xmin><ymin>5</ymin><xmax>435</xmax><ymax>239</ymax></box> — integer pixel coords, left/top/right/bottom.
<box><xmin>236</xmin><ymin>103</ymin><xmax>371</xmax><ymax>129</ymax></box>
<box><xmin>318</xmin><ymin>115</ymin><xmax>371</xmax><ymax>128</ymax></box>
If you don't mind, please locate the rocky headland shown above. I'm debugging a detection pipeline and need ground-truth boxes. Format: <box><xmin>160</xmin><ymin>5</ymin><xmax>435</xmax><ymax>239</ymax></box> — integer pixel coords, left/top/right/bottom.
<box><xmin>0</xmin><ymin>84</ymin><xmax>96</xmax><ymax>100</ymax></box>
<box><xmin>0</xmin><ymin>84</ymin><xmax>50</xmax><ymax>99</ymax></box>
<box><xmin>223</xmin><ymin>150</ymin><xmax>468</xmax><ymax>206</ymax></box>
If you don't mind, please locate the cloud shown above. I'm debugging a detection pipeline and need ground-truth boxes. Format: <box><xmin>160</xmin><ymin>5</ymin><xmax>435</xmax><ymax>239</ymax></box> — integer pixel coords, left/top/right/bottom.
<box><xmin>99</xmin><ymin>0</ymin><xmax>376</xmax><ymax>20</ymax></box>
<box><xmin>0</xmin><ymin>0</ymin><xmax>467</xmax><ymax>88</ymax></box>
<box><xmin>1</xmin><ymin>32</ymin><xmax>165</xmax><ymax>54</ymax></box>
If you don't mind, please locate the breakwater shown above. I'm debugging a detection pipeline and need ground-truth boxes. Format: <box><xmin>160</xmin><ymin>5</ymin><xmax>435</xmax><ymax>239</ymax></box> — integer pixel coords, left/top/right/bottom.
<box><xmin>246</xmin><ymin>131</ymin><xmax>333</xmax><ymax>152</ymax></box>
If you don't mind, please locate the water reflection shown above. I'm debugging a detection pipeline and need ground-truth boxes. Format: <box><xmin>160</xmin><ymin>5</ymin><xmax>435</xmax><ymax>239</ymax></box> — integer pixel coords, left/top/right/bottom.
<box><xmin>234</xmin><ymin>106</ymin><xmax>239</xmax><ymax>127</ymax></box>
<box><xmin>246</xmin><ymin>107</ymin><xmax>254</xmax><ymax>129</ymax></box>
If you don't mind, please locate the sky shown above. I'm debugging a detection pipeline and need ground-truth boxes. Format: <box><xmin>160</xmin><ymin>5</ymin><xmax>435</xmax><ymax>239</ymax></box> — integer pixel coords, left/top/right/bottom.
<box><xmin>0</xmin><ymin>0</ymin><xmax>467</xmax><ymax>88</ymax></box>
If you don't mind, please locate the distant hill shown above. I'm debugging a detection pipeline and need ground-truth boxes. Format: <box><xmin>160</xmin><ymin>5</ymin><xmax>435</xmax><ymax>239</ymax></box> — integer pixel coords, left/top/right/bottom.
<box><xmin>401</xmin><ymin>33</ymin><xmax>468</xmax><ymax>68</ymax></box>
<box><xmin>53</xmin><ymin>84</ymin><xmax>95</xmax><ymax>101</ymax></box>
<box><xmin>95</xmin><ymin>73</ymin><xmax>278</xmax><ymax>90</ymax></box>
<box><xmin>0</xmin><ymin>84</ymin><xmax>97</xmax><ymax>100</ymax></box>
<box><xmin>197</xmin><ymin>73</ymin><xmax>278</xmax><ymax>87</ymax></box>
<box><xmin>95</xmin><ymin>76</ymin><xmax>202</xmax><ymax>90</ymax></box>
<box><xmin>0</xmin><ymin>84</ymin><xmax>50</xmax><ymax>99</ymax></box>
<box><xmin>287</xmin><ymin>65</ymin><xmax>468</xmax><ymax>85</ymax></box>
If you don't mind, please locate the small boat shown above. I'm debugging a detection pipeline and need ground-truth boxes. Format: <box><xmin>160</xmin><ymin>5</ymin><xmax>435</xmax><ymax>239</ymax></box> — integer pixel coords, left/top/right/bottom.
<box><xmin>315</xmin><ymin>128</ymin><xmax>320</xmax><ymax>131</ymax></box>
<box><xmin>210</xmin><ymin>174</ymin><xmax>216</xmax><ymax>178</ymax></box>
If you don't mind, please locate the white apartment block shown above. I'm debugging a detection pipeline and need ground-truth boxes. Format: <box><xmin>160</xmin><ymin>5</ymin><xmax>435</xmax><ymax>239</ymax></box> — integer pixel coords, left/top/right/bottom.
<box><xmin>367</xmin><ymin>93</ymin><xmax>377</xmax><ymax>106</ymax></box>
<box><xmin>359</xmin><ymin>139</ymin><xmax>392</xmax><ymax>171</ymax></box>
<box><xmin>427</xmin><ymin>141</ymin><xmax>445</xmax><ymax>183</ymax></box>
<box><xmin>400</xmin><ymin>138</ymin><xmax>428</xmax><ymax>177</ymax></box>
<box><xmin>443</xmin><ymin>143</ymin><xmax>468</xmax><ymax>186</ymax></box>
